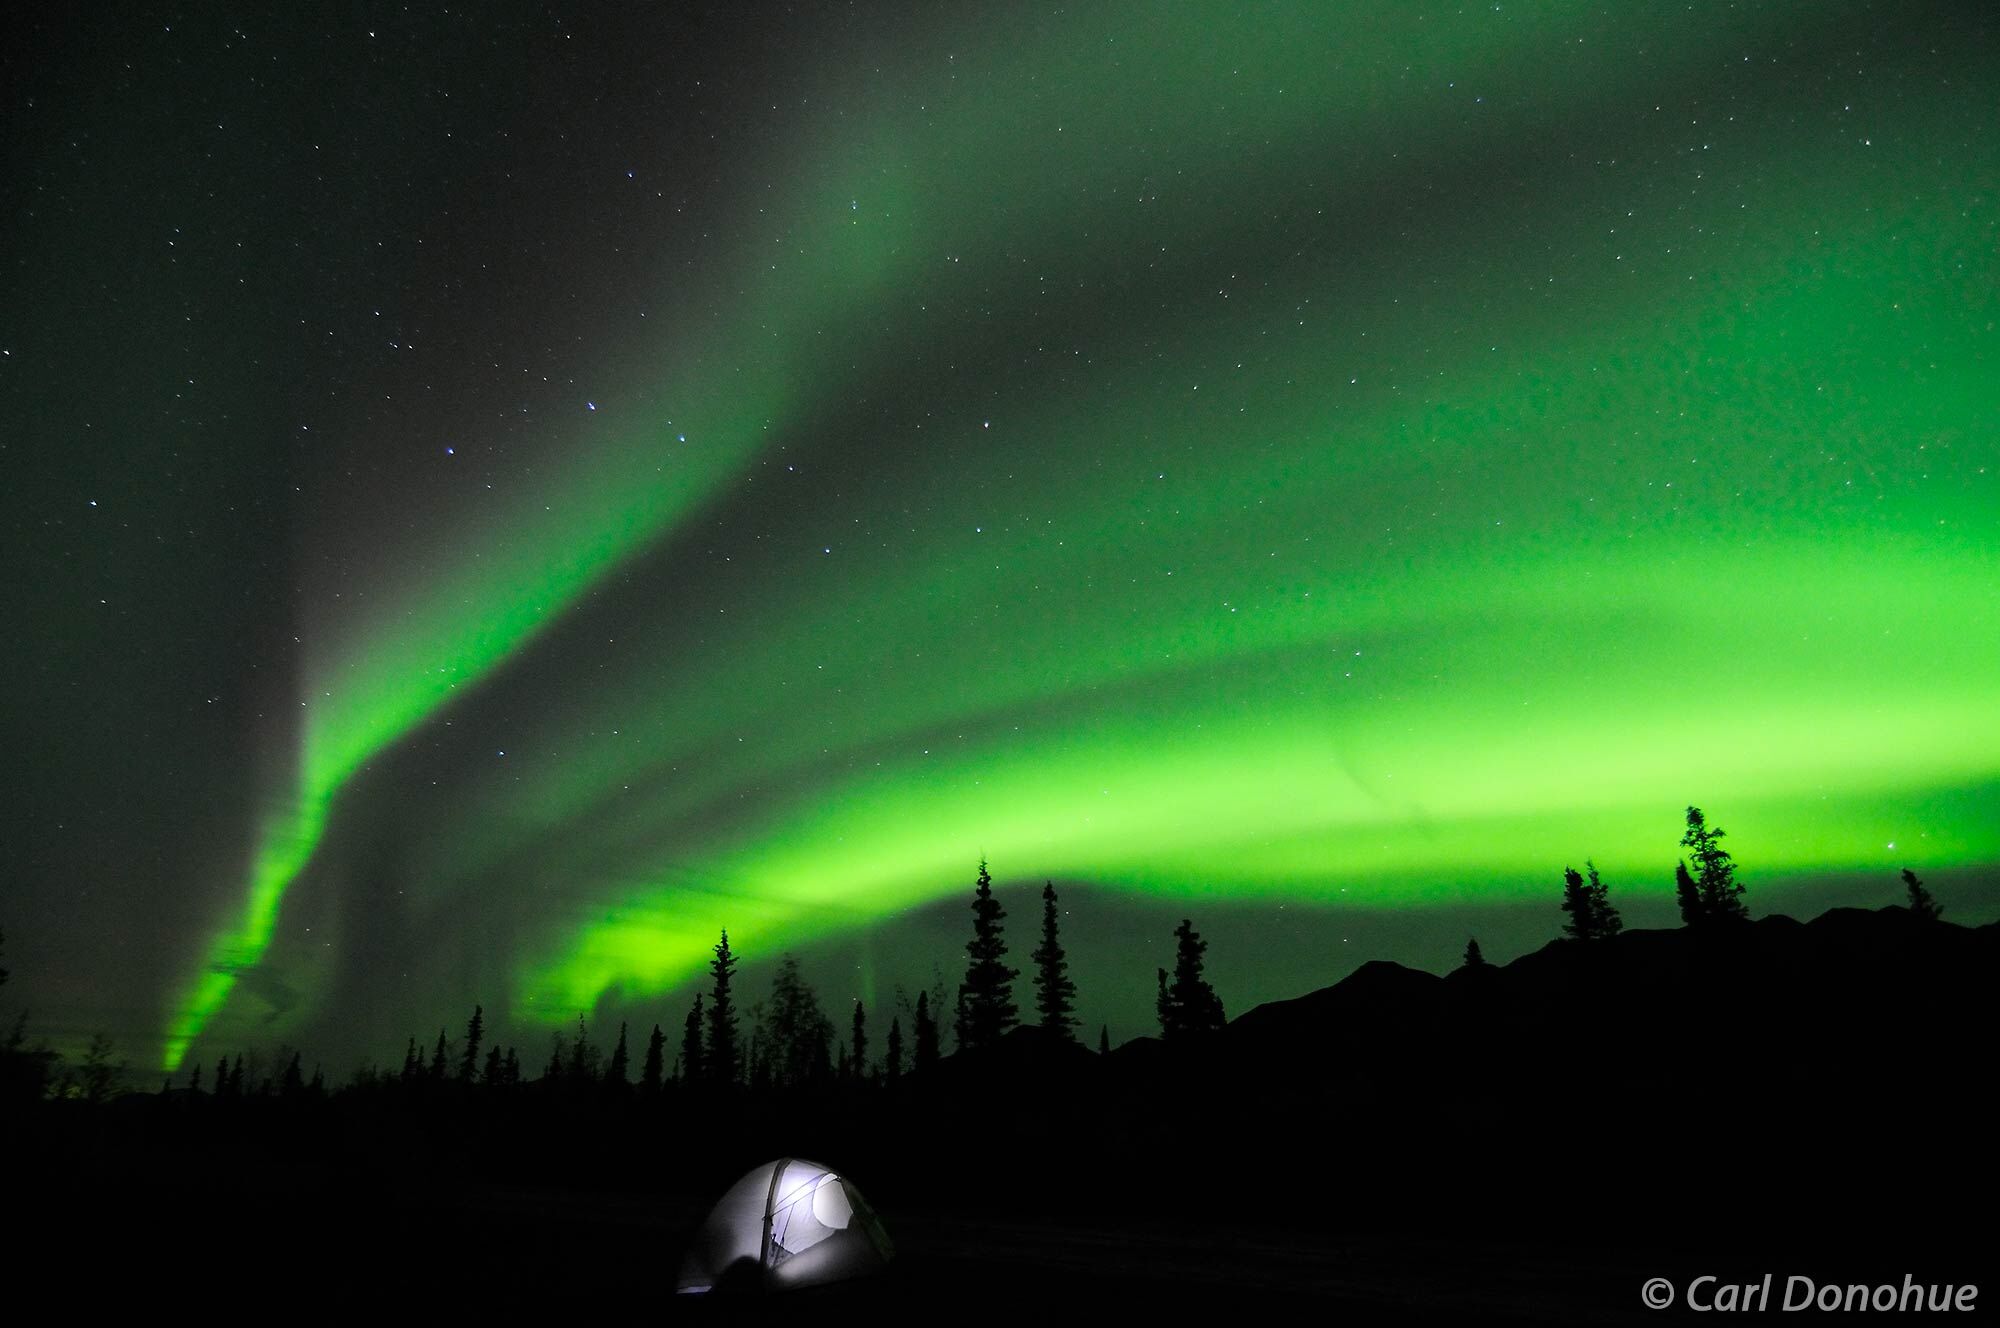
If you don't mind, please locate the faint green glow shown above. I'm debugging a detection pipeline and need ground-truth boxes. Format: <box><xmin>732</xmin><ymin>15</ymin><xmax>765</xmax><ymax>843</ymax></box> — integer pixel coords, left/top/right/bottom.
<box><xmin>163</xmin><ymin>337</ymin><xmax>805</xmax><ymax>1068</ymax></box>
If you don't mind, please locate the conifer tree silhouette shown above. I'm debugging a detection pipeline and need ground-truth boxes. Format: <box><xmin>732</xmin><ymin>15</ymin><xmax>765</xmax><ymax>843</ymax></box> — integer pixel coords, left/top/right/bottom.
<box><xmin>428</xmin><ymin>1029</ymin><xmax>449</xmax><ymax>1082</ymax></box>
<box><xmin>1031</xmin><ymin>881</ymin><xmax>1078</xmax><ymax>1043</ymax></box>
<box><xmin>705</xmin><ymin>930</ymin><xmax>740</xmax><ymax>1086</ymax></box>
<box><xmin>681</xmin><ymin>995</ymin><xmax>706</xmax><ymax>1085</ymax></box>
<box><xmin>189</xmin><ymin>1062</ymin><xmax>203</xmax><ymax>1097</ymax></box>
<box><xmin>1159</xmin><ymin>919</ymin><xmax>1226</xmax><ymax>1041</ymax></box>
<box><xmin>1562</xmin><ymin>861</ymin><xmax>1623</xmax><ymax>941</ymax></box>
<box><xmin>1462</xmin><ymin>937</ymin><xmax>1487</xmax><ymax>968</ymax></box>
<box><xmin>566</xmin><ymin>1016</ymin><xmax>599</xmax><ymax>1083</ymax></box>
<box><xmin>1902</xmin><ymin>868</ymin><xmax>1941</xmax><ymax>922</ymax></box>
<box><xmin>1586</xmin><ymin>861</ymin><xmax>1621</xmax><ymax>937</ymax></box>
<box><xmin>850</xmin><ymin>1000</ymin><xmax>868</xmax><ymax>1083</ymax></box>
<box><xmin>543</xmin><ymin>1033</ymin><xmax>566</xmax><ymax>1085</ymax></box>
<box><xmin>1099</xmin><ymin>1025</ymin><xmax>1110</xmax><ymax>1056</ymax></box>
<box><xmin>78</xmin><ymin>1033</ymin><xmax>123</xmax><ymax>1103</ymax></box>
<box><xmin>605</xmin><ymin>1022</ymin><xmax>630</xmax><ymax>1089</ymax></box>
<box><xmin>640</xmin><ymin>1024</ymin><xmax>665</xmax><ymax>1095</ymax></box>
<box><xmin>1679</xmin><ymin>805</ymin><xmax>1748</xmax><ymax>925</ymax></box>
<box><xmin>1675</xmin><ymin>861</ymin><xmax>1702</xmax><ymax>926</ymax></box>
<box><xmin>401</xmin><ymin>1037</ymin><xmax>421</xmax><ymax>1086</ymax></box>
<box><xmin>503</xmin><ymin>1048</ymin><xmax>520</xmax><ymax>1086</ymax></box>
<box><xmin>954</xmin><ymin>858</ymin><xmax>1019</xmax><ymax>1053</ymax></box>
<box><xmin>884</xmin><ymin>1016</ymin><xmax>904</xmax><ymax>1084</ymax></box>
<box><xmin>912</xmin><ymin>990</ymin><xmax>939</xmax><ymax>1073</ymax></box>
<box><xmin>1562</xmin><ymin>867</ymin><xmax>1593</xmax><ymax>940</ymax></box>
<box><xmin>280</xmin><ymin>1052</ymin><xmax>303</xmax><ymax>1100</ymax></box>
<box><xmin>761</xmin><ymin>956</ymin><xmax>833</xmax><ymax>1088</ymax></box>
<box><xmin>460</xmin><ymin>1005</ymin><xmax>485</xmax><ymax>1083</ymax></box>
<box><xmin>483</xmin><ymin>1043</ymin><xmax>504</xmax><ymax>1087</ymax></box>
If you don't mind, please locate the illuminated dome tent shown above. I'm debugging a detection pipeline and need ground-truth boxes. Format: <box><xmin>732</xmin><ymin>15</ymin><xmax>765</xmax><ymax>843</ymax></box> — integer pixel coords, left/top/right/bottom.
<box><xmin>676</xmin><ymin>1158</ymin><xmax>894</xmax><ymax>1296</ymax></box>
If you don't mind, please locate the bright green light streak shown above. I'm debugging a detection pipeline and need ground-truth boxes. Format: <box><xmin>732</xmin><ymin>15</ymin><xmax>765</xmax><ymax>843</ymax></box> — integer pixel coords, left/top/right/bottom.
<box><xmin>516</xmin><ymin>533</ymin><xmax>1999</xmax><ymax>1013</ymax></box>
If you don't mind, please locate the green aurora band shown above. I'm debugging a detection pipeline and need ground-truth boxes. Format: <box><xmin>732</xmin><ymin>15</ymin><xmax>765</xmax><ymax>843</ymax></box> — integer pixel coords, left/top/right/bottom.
<box><xmin>167</xmin><ymin>2</ymin><xmax>1997</xmax><ymax>1068</ymax></box>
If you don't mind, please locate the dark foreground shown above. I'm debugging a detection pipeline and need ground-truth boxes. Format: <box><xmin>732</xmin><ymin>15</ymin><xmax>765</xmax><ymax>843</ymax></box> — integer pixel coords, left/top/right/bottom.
<box><xmin>23</xmin><ymin>1136</ymin><xmax>1992</xmax><ymax>1320</ymax></box>
<box><xmin>15</xmin><ymin>908</ymin><xmax>1994</xmax><ymax>1322</ymax></box>
<box><xmin>24</xmin><ymin>1176</ymin><xmax>1991</xmax><ymax>1324</ymax></box>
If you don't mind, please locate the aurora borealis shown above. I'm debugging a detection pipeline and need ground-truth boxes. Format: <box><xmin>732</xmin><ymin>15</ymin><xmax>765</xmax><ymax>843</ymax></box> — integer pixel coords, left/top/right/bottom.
<box><xmin>4</xmin><ymin>2</ymin><xmax>1995</xmax><ymax>1073</ymax></box>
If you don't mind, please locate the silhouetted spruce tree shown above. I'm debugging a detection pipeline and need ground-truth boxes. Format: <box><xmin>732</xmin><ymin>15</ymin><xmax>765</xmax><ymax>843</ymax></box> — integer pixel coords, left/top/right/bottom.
<box><xmin>1031</xmin><ymin>881</ymin><xmax>1078</xmax><ymax>1043</ymax></box>
<box><xmin>1585</xmin><ymin>861</ymin><xmax>1621</xmax><ymax>937</ymax></box>
<box><xmin>460</xmin><ymin>1005</ymin><xmax>485</xmax><ymax>1083</ymax></box>
<box><xmin>640</xmin><ymin>1024</ymin><xmax>665</xmax><ymax>1096</ymax></box>
<box><xmin>1562</xmin><ymin>867</ymin><xmax>1592</xmax><ymax>940</ymax></box>
<box><xmin>954</xmin><ymin>858</ymin><xmax>1019</xmax><ymax>1053</ymax></box>
<box><xmin>926</xmin><ymin>968</ymin><xmax>952</xmax><ymax>1053</ymax></box>
<box><xmin>851</xmin><ymin>1000</ymin><xmax>868</xmax><ymax>1083</ymax></box>
<box><xmin>1159</xmin><ymin>919</ymin><xmax>1226</xmax><ymax>1042</ymax></box>
<box><xmin>706</xmin><ymin>930</ymin><xmax>740</xmax><ymax>1086</ymax></box>
<box><xmin>566</xmin><ymin>1016</ymin><xmax>600</xmax><ymax>1083</ymax></box>
<box><xmin>912</xmin><ymin>991</ymin><xmax>939</xmax><ymax>1072</ymax></box>
<box><xmin>228</xmin><ymin>1054</ymin><xmax>245</xmax><ymax>1097</ymax></box>
<box><xmin>309</xmin><ymin>1065</ymin><xmax>325</xmax><ymax>1096</ymax></box>
<box><xmin>1099</xmin><ymin>1025</ymin><xmax>1110</xmax><ymax>1056</ymax></box>
<box><xmin>401</xmin><ymin>1037</ymin><xmax>421</xmax><ymax>1086</ymax></box>
<box><xmin>543</xmin><ymin>1033</ymin><xmax>566</xmax><ymax>1084</ymax></box>
<box><xmin>761</xmin><ymin>957</ymin><xmax>833</xmax><ymax>1089</ymax></box>
<box><xmin>605</xmin><ymin>1022</ymin><xmax>630</xmax><ymax>1089</ymax></box>
<box><xmin>1679</xmin><ymin>805</ymin><xmax>1748</xmax><ymax>925</ymax></box>
<box><xmin>1</xmin><ymin>1011</ymin><xmax>55</xmax><ymax>1102</ymax></box>
<box><xmin>428</xmin><ymin>1029</ymin><xmax>449</xmax><ymax>1082</ymax></box>
<box><xmin>680</xmin><ymin>995</ymin><xmax>705</xmax><ymax>1085</ymax></box>
<box><xmin>884</xmin><ymin>1016</ymin><xmax>903</xmax><ymax>1084</ymax></box>
<box><xmin>503</xmin><ymin>1048</ymin><xmax>520</xmax><ymax>1086</ymax></box>
<box><xmin>483</xmin><ymin>1044</ymin><xmax>504</xmax><ymax>1087</ymax></box>
<box><xmin>280</xmin><ymin>1052</ymin><xmax>303</xmax><ymax>1100</ymax></box>
<box><xmin>1902</xmin><ymin>868</ymin><xmax>1940</xmax><ymax>921</ymax></box>
<box><xmin>188</xmin><ymin>1062</ymin><xmax>203</xmax><ymax>1097</ymax></box>
<box><xmin>79</xmin><ymin>1034</ymin><xmax>124</xmax><ymax>1103</ymax></box>
<box><xmin>1462</xmin><ymin>937</ymin><xmax>1487</xmax><ymax>968</ymax></box>
<box><xmin>1562</xmin><ymin>862</ymin><xmax>1622</xmax><ymax>941</ymax></box>
<box><xmin>1675</xmin><ymin>861</ymin><xmax>1702</xmax><ymax>926</ymax></box>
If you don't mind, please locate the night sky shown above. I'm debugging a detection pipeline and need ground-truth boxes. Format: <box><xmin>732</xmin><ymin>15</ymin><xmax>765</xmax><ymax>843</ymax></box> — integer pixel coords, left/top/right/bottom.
<box><xmin>5</xmin><ymin>3</ymin><xmax>1995</xmax><ymax>1074</ymax></box>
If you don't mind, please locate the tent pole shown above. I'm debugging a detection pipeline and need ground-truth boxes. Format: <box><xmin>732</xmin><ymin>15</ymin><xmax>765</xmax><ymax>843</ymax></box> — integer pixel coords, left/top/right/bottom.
<box><xmin>760</xmin><ymin>1160</ymin><xmax>785</xmax><ymax>1269</ymax></box>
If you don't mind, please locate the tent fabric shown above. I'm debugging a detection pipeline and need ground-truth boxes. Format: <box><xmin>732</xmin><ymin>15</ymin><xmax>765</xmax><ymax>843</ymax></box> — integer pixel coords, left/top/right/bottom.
<box><xmin>677</xmin><ymin>1157</ymin><xmax>894</xmax><ymax>1295</ymax></box>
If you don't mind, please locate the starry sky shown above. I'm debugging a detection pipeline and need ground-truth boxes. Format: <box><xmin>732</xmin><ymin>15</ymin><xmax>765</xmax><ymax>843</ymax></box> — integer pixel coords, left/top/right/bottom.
<box><xmin>4</xmin><ymin>2</ymin><xmax>1995</xmax><ymax>1073</ymax></box>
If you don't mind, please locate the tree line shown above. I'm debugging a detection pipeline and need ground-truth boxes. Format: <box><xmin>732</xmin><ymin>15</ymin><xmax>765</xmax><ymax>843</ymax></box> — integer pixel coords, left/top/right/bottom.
<box><xmin>0</xmin><ymin>805</ymin><xmax>1955</xmax><ymax>1104</ymax></box>
<box><xmin>1459</xmin><ymin>804</ymin><xmax>1942</xmax><ymax>967</ymax></box>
